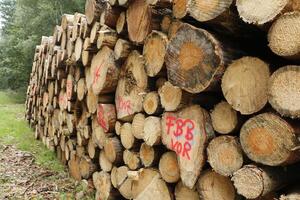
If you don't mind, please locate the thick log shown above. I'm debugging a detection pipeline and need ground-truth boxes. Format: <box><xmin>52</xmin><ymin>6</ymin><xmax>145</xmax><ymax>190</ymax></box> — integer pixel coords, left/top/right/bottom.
<box><xmin>99</xmin><ymin>5</ymin><xmax>123</xmax><ymax>28</ymax></box>
<box><xmin>79</xmin><ymin>155</ymin><xmax>97</xmax><ymax>179</ymax></box>
<box><xmin>175</xmin><ymin>181</ymin><xmax>199</xmax><ymax>200</ymax></box>
<box><xmin>268</xmin><ymin>65</ymin><xmax>300</xmax><ymax>118</ymax></box>
<box><xmin>158</xmin><ymin>81</ymin><xmax>182</xmax><ymax>111</ymax></box>
<box><xmin>240</xmin><ymin>113</ymin><xmax>300</xmax><ymax>166</ymax></box>
<box><xmin>268</xmin><ymin>12</ymin><xmax>300</xmax><ymax>60</ymax></box>
<box><xmin>96</xmin><ymin>103</ymin><xmax>116</xmax><ymax>132</ymax></box>
<box><xmin>210</xmin><ymin>101</ymin><xmax>238</xmax><ymax>134</ymax></box>
<box><xmin>93</xmin><ymin>171</ymin><xmax>121</xmax><ymax>200</ymax></box>
<box><xmin>158</xmin><ymin>151</ymin><xmax>180</xmax><ymax>183</ymax></box>
<box><xmin>161</xmin><ymin>105</ymin><xmax>215</xmax><ymax>188</ymax></box>
<box><xmin>207</xmin><ymin>136</ymin><xmax>243</xmax><ymax>176</ymax></box>
<box><xmin>61</xmin><ymin>14</ymin><xmax>74</xmax><ymax>31</ymax></box>
<box><xmin>91</xmin><ymin>46</ymin><xmax>119</xmax><ymax>95</ymax></box>
<box><xmin>165</xmin><ymin>23</ymin><xmax>238</xmax><ymax>93</ymax></box>
<box><xmin>126</xmin><ymin>0</ymin><xmax>160</xmax><ymax>44</ymax></box>
<box><xmin>114</xmin><ymin>39</ymin><xmax>135</xmax><ymax>60</ymax></box>
<box><xmin>143</xmin><ymin>31</ymin><xmax>168</xmax><ymax>77</ymax></box>
<box><xmin>232</xmin><ymin>164</ymin><xmax>300</xmax><ymax>199</ymax></box>
<box><xmin>85</xmin><ymin>0</ymin><xmax>106</xmax><ymax>24</ymax></box>
<box><xmin>97</xmin><ymin>25</ymin><xmax>118</xmax><ymax>49</ymax></box>
<box><xmin>236</xmin><ymin>0</ymin><xmax>300</xmax><ymax>25</ymax></box>
<box><xmin>197</xmin><ymin>170</ymin><xmax>237</xmax><ymax>200</ymax></box>
<box><xmin>131</xmin><ymin>168</ymin><xmax>172</xmax><ymax>200</ymax></box>
<box><xmin>115</xmin><ymin>51</ymin><xmax>148</xmax><ymax>121</ymax></box>
<box><xmin>221</xmin><ymin>57</ymin><xmax>270</xmax><ymax>115</ymax></box>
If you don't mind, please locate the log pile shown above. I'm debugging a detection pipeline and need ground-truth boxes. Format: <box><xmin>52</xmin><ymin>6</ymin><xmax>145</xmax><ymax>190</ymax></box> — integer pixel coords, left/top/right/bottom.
<box><xmin>25</xmin><ymin>0</ymin><xmax>300</xmax><ymax>199</ymax></box>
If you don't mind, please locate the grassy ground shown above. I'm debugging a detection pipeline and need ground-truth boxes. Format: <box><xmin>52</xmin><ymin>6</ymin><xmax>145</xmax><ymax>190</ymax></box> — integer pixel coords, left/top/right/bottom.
<box><xmin>0</xmin><ymin>90</ymin><xmax>65</xmax><ymax>172</ymax></box>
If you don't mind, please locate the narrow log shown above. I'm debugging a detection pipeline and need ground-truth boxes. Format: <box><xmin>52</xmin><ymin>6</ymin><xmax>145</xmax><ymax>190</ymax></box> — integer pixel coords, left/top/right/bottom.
<box><xmin>115</xmin><ymin>51</ymin><xmax>148</xmax><ymax>121</ymax></box>
<box><xmin>268</xmin><ymin>12</ymin><xmax>300</xmax><ymax>60</ymax></box>
<box><xmin>280</xmin><ymin>186</ymin><xmax>300</xmax><ymax>200</ymax></box>
<box><xmin>104</xmin><ymin>137</ymin><xmax>123</xmax><ymax>165</ymax></box>
<box><xmin>165</xmin><ymin>23</ymin><xmax>239</xmax><ymax>93</ymax></box>
<box><xmin>221</xmin><ymin>57</ymin><xmax>270</xmax><ymax>115</ymax></box>
<box><xmin>96</xmin><ymin>104</ymin><xmax>116</xmax><ymax>132</ymax></box>
<box><xmin>232</xmin><ymin>164</ymin><xmax>300</xmax><ymax>199</ymax></box>
<box><xmin>114</xmin><ymin>39</ymin><xmax>135</xmax><ymax>60</ymax></box>
<box><xmin>116</xmin><ymin>12</ymin><xmax>126</xmax><ymax>34</ymax></box>
<box><xmin>143</xmin><ymin>116</ymin><xmax>162</xmax><ymax>146</ymax></box>
<box><xmin>268</xmin><ymin>65</ymin><xmax>300</xmax><ymax>118</ymax></box>
<box><xmin>91</xmin><ymin>46</ymin><xmax>119</xmax><ymax>95</ymax></box>
<box><xmin>123</xmin><ymin>150</ymin><xmax>141</xmax><ymax>170</ymax></box>
<box><xmin>240</xmin><ymin>112</ymin><xmax>300</xmax><ymax>166</ymax></box>
<box><xmin>236</xmin><ymin>0</ymin><xmax>300</xmax><ymax>25</ymax></box>
<box><xmin>161</xmin><ymin>105</ymin><xmax>215</xmax><ymax>188</ymax></box>
<box><xmin>143</xmin><ymin>91</ymin><xmax>162</xmax><ymax>115</ymax></box>
<box><xmin>99</xmin><ymin>5</ymin><xmax>123</xmax><ymax>28</ymax></box>
<box><xmin>79</xmin><ymin>155</ymin><xmax>97</xmax><ymax>179</ymax></box>
<box><xmin>210</xmin><ymin>101</ymin><xmax>238</xmax><ymax>134</ymax></box>
<box><xmin>197</xmin><ymin>170</ymin><xmax>237</xmax><ymax>200</ymax></box>
<box><xmin>93</xmin><ymin>171</ymin><xmax>121</xmax><ymax>200</ymax></box>
<box><xmin>175</xmin><ymin>181</ymin><xmax>200</xmax><ymax>200</ymax></box>
<box><xmin>85</xmin><ymin>0</ymin><xmax>105</xmax><ymax>24</ymax></box>
<box><xmin>140</xmin><ymin>143</ymin><xmax>161</xmax><ymax>167</ymax></box>
<box><xmin>77</xmin><ymin>78</ymin><xmax>86</xmax><ymax>101</ymax></box>
<box><xmin>158</xmin><ymin>151</ymin><xmax>180</xmax><ymax>183</ymax></box>
<box><xmin>158</xmin><ymin>81</ymin><xmax>182</xmax><ymax>111</ymax></box>
<box><xmin>97</xmin><ymin>25</ymin><xmax>118</xmax><ymax>49</ymax></box>
<box><xmin>120</xmin><ymin>122</ymin><xmax>136</xmax><ymax>149</ymax></box>
<box><xmin>172</xmin><ymin>0</ymin><xmax>188</xmax><ymax>19</ymax></box>
<box><xmin>99</xmin><ymin>150</ymin><xmax>113</xmax><ymax>172</ymax></box>
<box><xmin>143</xmin><ymin>31</ymin><xmax>168</xmax><ymax>77</ymax></box>
<box><xmin>61</xmin><ymin>14</ymin><xmax>74</xmax><ymax>31</ymax></box>
<box><xmin>68</xmin><ymin>153</ymin><xmax>82</xmax><ymax>181</ymax></box>
<box><xmin>207</xmin><ymin>136</ymin><xmax>243</xmax><ymax>176</ymax></box>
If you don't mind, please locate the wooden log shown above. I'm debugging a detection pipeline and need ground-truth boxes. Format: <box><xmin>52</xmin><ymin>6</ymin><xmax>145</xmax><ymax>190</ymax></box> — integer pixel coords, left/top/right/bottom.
<box><xmin>143</xmin><ymin>31</ymin><xmax>168</xmax><ymax>77</ymax></box>
<box><xmin>114</xmin><ymin>39</ymin><xmax>135</xmax><ymax>60</ymax></box>
<box><xmin>99</xmin><ymin>5</ymin><xmax>123</xmax><ymax>28</ymax></box>
<box><xmin>175</xmin><ymin>181</ymin><xmax>200</xmax><ymax>200</ymax></box>
<box><xmin>99</xmin><ymin>150</ymin><xmax>113</xmax><ymax>172</ymax></box>
<box><xmin>111</xmin><ymin>166</ymin><xmax>129</xmax><ymax>188</ymax></box>
<box><xmin>97</xmin><ymin>25</ymin><xmax>118</xmax><ymax>49</ymax></box>
<box><xmin>161</xmin><ymin>105</ymin><xmax>215</xmax><ymax>188</ymax></box>
<box><xmin>236</xmin><ymin>0</ymin><xmax>300</xmax><ymax>25</ymax></box>
<box><xmin>132</xmin><ymin>168</ymin><xmax>172</xmax><ymax>200</ymax></box>
<box><xmin>207</xmin><ymin>136</ymin><xmax>243</xmax><ymax>176</ymax></box>
<box><xmin>92</xmin><ymin>117</ymin><xmax>107</xmax><ymax>148</ymax></box>
<box><xmin>221</xmin><ymin>57</ymin><xmax>270</xmax><ymax>115</ymax></box>
<box><xmin>115</xmin><ymin>121</ymin><xmax>122</xmax><ymax>136</ymax></box>
<box><xmin>68</xmin><ymin>153</ymin><xmax>82</xmax><ymax>181</ymax></box>
<box><xmin>197</xmin><ymin>170</ymin><xmax>237</xmax><ymax>200</ymax></box>
<box><xmin>77</xmin><ymin>78</ymin><xmax>86</xmax><ymax>101</ymax></box>
<box><xmin>86</xmin><ymin>88</ymin><xmax>98</xmax><ymax>113</ymax></box>
<box><xmin>116</xmin><ymin>12</ymin><xmax>126</xmax><ymax>34</ymax></box>
<box><xmin>158</xmin><ymin>81</ymin><xmax>182</xmax><ymax>111</ymax></box>
<box><xmin>123</xmin><ymin>149</ymin><xmax>141</xmax><ymax>170</ymax></box>
<box><xmin>140</xmin><ymin>142</ymin><xmax>161</xmax><ymax>167</ymax></box>
<box><xmin>158</xmin><ymin>151</ymin><xmax>180</xmax><ymax>183</ymax></box>
<box><xmin>188</xmin><ymin>0</ymin><xmax>233</xmax><ymax>22</ymax></box>
<box><xmin>280</xmin><ymin>186</ymin><xmax>300</xmax><ymax>200</ymax></box>
<box><xmin>232</xmin><ymin>164</ymin><xmax>300</xmax><ymax>199</ymax></box>
<box><xmin>143</xmin><ymin>91</ymin><xmax>162</xmax><ymax>115</ymax></box>
<box><xmin>172</xmin><ymin>0</ymin><xmax>188</xmax><ymax>19</ymax></box>
<box><xmin>104</xmin><ymin>137</ymin><xmax>123</xmax><ymax>165</ymax></box>
<box><xmin>240</xmin><ymin>112</ymin><xmax>300</xmax><ymax>166</ymax></box>
<box><xmin>61</xmin><ymin>14</ymin><xmax>74</xmax><ymax>31</ymax></box>
<box><xmin>79</xmin><ymin>155</ymin><xmax>97</xmax><ymax>179</ymax></box>
<box><xmin>96</xmin><ymin>104</ymin><xmax>116</xmax><ymax>132</ymax></box>
<box><xmin>90</xmin><ymin>22</ymin><xmax>101</xmax><ymax>44</ymax></box>
<box><xmin>91</xmin><ymin>46</ymin><xmax>119</xmax><ymax>95</ymax></box>
<box><xmin>85</xmin><ymin>0</ymin><xmax>105</xmax><ymax>24</ymax></box>
<box><xmin>115</xmin><ymin>51</ymin><xmax>147</xmax><ymax>121</ymax></box>
<box><xmin>120</xmin><ymin>122</ymin><xmax>136</xmax><ymax>149</ymax></box>
<box><xmin>165</xmin><ymin>23</ymin><xmax>238</xmax><ymax>93</ymax></box>
<box><xmin>210</xmin><ymin>101</ymin><xmax>238</xmax><ymax>134</ymax></box>
<box><xmin>268</xmin><ymin>65</ymin><xmax>300</xmax><ymax>118</ymax></box>
<box><xmin>118</xmin><ymin>178</ymin><xmax>134</xmax><ymax>199</ymax></box>
<box><xmin>93</xmin><ymin>171</ymin><xmax>121</xmax><ymax>200</ymax></box>
<box><xmin>143</xmin><ymin>116</ymin><xmax>162</xmax><ymax>146</ymax></box>
<box><xmin>268</xmin><ymin>12</ymin><xmax>300</xmax><ymax>60</ymax></box>
<box><xmin>126</xmin><ymin>0</ymin><xmax>160</xmax><ymax>44</ymax></box>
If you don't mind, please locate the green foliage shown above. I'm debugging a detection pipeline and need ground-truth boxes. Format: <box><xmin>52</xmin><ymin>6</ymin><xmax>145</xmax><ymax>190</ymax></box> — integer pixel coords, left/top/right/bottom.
<box><xmin>0</xmin><ymin>90</ymin><xmax>65</xmax><ymax>172</ymax></box>
<box><xmin>0</xmin><ymin>0</ymin><xmax>85</xmax><ymax>90</ymax></box>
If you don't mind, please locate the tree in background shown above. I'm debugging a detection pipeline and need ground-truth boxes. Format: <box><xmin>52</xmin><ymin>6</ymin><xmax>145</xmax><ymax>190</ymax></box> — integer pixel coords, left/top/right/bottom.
<box><xmin>0</xmin><ymin>0</ymin><xmax>85</xmax><ymax>90</ymax></box>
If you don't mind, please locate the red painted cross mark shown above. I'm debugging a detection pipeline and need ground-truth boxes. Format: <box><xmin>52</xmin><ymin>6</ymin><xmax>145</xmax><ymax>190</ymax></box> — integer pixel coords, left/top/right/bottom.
<box><xmin>116</xmin><ymin>96</ymin><xmax>132</xmax><ymax>115</ymax></box>
<box><xmin>166</xmin><ymin>116</ymin><xmax>195</xmax><ymax>160</ymax></box>
<box><xmin>97</xmin><ymin>104</ymin><xmax>108</xmax><ymax>132</ymax></box>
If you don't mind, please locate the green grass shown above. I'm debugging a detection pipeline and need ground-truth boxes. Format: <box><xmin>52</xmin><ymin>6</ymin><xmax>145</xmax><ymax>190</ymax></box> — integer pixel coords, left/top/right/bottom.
<box><xmin>0</xmin><ymin>90</ymin><xmax>65</xmax><ymax>172</ymax></box>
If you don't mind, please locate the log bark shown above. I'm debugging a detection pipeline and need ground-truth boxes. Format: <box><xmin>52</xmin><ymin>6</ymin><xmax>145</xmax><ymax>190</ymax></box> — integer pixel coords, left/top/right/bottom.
<box><xmin>268</xmin><ymin>65</ymin><xmax>300</xmax><ymax>118</ymax></box>
<box><xmin>210</xmin><ymin>101</ymin><xmax>238</xmax><ymax>134</ymax></box>
<box><xmin>91</xmin><ymin>46</ymin><xmax>119</xmax><ymax>95</ymax></box>
<box><xmin>221</xmin><ymin>57</ymin><xmax>270</xmax><ymax>115</ymax></box>
<box><xmin>143</xmin><ymin>31</ymin><xmax>168</xmax><ymax>77</ymax></box>
<box><xmin>232</xmin><ymin>164</ymin><xmax>300</xmax><ymax>199</ymax></box>
<box><xmin>165</xmin><ymin>23</ymin><xmax>239</xmax><ymax>93</ymax></box>
<box><xmin>268</xmin><ymin>12</ymin><xmax>300</xmax><ymax>60</ymax></box>
<box><xmin>207</xmin><ymin>136</ymin><xmax>243</xmax><ymax>176</ymax></box>
<box><xmin>161</xmin><ymin>105</ymin><xmax>215</xmax><ymax>188</ymax></box>
<box><xmin>197</xmin><ymin>170</ymin><xmax>237</xmax><ymax>200</ymax></box>
<box><xmin>158</xmin><ymin>151</ymin><xmax>180</xmax><ymax>183</ymax></box>
<box><xmin>240</xmin><ymin>112</ymin><xmax>300</xmax><ymax>166</ymax></box>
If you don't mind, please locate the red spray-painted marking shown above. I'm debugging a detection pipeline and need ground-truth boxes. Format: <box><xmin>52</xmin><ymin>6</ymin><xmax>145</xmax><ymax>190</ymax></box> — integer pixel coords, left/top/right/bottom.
<box><xmin>166</xmin><ymin>116</ymin><xmax>195</xmax><ymax>160</ymax></box>
<box><xmin>93</xmin><ymin>60</ymin><xmax>105</xmax><ymax>85</ymax></box>
<box><xmin>66</xmin><ymin>80</ymin><xmax>72</xmax><ymax>99</ymax></box>
<box><xmin>97</xmin><ymin>104</ymin><xmax>109</xmax><ymax>132</ymax></box>
<box><xmin>116</xmin><ymin>96</ymin><xmax>132</xmax><ymax>115</ymax></box>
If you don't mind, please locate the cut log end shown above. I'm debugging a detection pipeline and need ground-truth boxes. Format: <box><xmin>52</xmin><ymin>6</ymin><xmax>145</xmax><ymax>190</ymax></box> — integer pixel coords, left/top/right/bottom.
<box><xmin>268</xmin><ymin>65</ymin><xmax>300</xmax><ymax>118</ymax></box>
<box><xmin>159</xmin><ymin>151</ymin><xmax>180</xmax><ymax>183</ymax></box>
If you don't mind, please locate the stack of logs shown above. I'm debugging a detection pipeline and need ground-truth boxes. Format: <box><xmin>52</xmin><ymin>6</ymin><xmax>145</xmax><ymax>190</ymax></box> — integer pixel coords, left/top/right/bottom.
<box><xmin>25</xmin><ymin>0</ymin><xmax>300</xmax><ymax>199</ymax></box>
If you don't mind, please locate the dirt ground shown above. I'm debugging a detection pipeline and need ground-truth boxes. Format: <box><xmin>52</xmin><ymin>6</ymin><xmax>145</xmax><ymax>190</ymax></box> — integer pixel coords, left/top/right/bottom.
<box><xmin>0</xmin><ymin>144</ymin><xmax>91</xmax><ymax>200</ymax></box>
